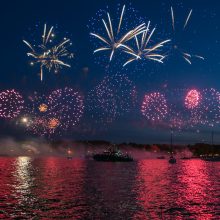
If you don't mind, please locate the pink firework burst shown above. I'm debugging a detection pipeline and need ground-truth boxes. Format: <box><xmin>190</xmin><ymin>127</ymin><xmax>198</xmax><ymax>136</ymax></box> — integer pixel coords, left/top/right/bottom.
<box><xmin>47</xmin><ymin>87</ymin><xmax>84</xmax><ymax>131</ymax></box>
<box><xmin>141</xmin><ymin>92</ymin><xmax>168</xmax><ymax>122</ymax></box>
<box><xmin>0</xmin><ymin>89</ymin><xmax>24</xmax><ymax>119</ymax></box>
<box><xmin>87</xmin><ymin>74</ymin><xmax>137</xmax><ymax>124</ymax></box>
<box><xmin>185</xmin><ymin>89</ymin><xmax>201</xmax><ymax>109</ymax></box>
<box><xmin>200</xmin><ymin>88</ymin><xmax>220</xmax><ymax>126</ymax></box>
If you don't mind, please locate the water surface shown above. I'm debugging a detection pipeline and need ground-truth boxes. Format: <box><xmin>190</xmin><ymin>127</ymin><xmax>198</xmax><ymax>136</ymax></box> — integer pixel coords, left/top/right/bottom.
<box><xmin>0</xmin><ymin>157</ymin><xmax>219</xmax><ymax>219</ymax></box>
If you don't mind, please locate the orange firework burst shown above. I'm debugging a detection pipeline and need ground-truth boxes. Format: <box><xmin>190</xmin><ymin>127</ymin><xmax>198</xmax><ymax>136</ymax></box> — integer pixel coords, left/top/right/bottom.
<box><xmin>48</xmin><ymin>118</ymin><xmax>60</xmax><ymax>129</ymax></box>
<box><xmin>38</xmin><ymin>103</ymin><xmax>48</xmax><ymax>112</ymax></box>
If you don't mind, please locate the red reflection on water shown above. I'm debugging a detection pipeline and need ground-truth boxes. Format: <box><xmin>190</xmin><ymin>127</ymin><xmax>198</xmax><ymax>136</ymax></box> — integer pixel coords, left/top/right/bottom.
<box><xmin>0</xmin><ymin>157</ymin><xmax>87</xmax><ymax>219</ymax></box>
<box><xmin>34</xmin><ymin>158</ymin><xmax>86</xmax><ymax>219</ymax></box>
<box><xmin>134</xmin><ymin>159</ymin><xmax>220</xmax><ymax>219</ymax></box>
<box><xmin>177</xmin><ymin>160</ymin><xmax>217</xmax><ymax>219</ymax></box>
<box><xmin>133</xmin><ymin>160</ymin><xmax>169</xmax><ymax>219</ymax></box>
<box><xmin>0</xmin><ymin>158</ymin><xmax>15</xmax><ymax>219</ymax></box>
<box><xmin>0</xmin><ymin>158</ymin><xmax>219</xmax><ymax>219</ymax></box>
<box><xmin>83</xmin><ymin>162</ymin><xmax>139</xmax><ymax>219</ymax></box>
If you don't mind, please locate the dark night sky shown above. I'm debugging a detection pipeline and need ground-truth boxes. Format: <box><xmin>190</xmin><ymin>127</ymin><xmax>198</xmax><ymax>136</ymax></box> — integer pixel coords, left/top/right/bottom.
<box><xmin>0</xmin><ymin>0</ymin><xmax>220</xmax><ymax>144</ymax></box>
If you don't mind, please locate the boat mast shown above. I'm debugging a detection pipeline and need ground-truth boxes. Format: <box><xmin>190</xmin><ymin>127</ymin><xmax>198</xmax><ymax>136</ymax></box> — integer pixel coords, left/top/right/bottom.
<box><xmin>211</xmin><ymin>130</ymin><xmax>214</xmax><ymax>147</ymax></box>
<box><xmin>170</xmin><ymin>129</ymin><xmax>173</xmax><ymax>154</ymax></box>
<box><xmin>211</xmin><ymin>130</ymin><xmax>214</xmax><ymax>156</ymax></box>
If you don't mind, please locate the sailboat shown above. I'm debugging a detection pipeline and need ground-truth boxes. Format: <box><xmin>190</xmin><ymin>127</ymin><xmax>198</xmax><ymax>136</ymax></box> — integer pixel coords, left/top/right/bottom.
<box><xmin>169</xmin><ymin>130</ymin><xmax>176</xmax><ymax>164</ymax></box>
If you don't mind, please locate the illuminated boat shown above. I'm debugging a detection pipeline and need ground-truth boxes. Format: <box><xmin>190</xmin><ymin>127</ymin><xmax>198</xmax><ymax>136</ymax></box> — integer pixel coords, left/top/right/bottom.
<box><xmin>93</xmin><ymin>148</ymin><xmax>133</xmax><ymax>162</ymax></box>
<box><xmin>201</xmin><ymin>155</ymin><xmax>220</xmax><ymax>162</ymax></box>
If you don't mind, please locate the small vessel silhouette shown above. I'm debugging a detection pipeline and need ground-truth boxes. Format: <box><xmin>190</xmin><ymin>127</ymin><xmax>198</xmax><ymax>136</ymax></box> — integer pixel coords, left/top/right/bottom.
<box><xmin>169</xmin><ymin>155</ymin><xmax>177</xmax><ymax>164</ymax></box>
<box><xmin>157</xmin><ymin>156</ymin><xmax>166</xmax><ymax>159</ymax></box>
<box><xmin>93</xmin><ymin>147</ymin><xmax>133</xmax><ymax>162</ymax></box>
<box><xmin>202</xmin><ymin>155</ymin><xmax>220</xmax><ymax>162</ymax></box>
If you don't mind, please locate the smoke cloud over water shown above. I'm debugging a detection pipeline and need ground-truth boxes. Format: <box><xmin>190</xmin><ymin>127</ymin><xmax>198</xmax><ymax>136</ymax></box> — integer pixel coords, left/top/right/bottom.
<box><xmin>0</xmin><ymin>136</ymin><xmax>195</xmax><ymax>159</ymax></box>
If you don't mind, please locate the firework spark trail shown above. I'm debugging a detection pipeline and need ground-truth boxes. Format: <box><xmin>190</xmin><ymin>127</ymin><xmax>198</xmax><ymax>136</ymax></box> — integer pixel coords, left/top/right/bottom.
<box><xmin>0</xmin><ymin>89</ymin><xmax>24</xmax><ymax>119</ymax></box>
<box><xmin>117</xmin><ymin>5</ymin><xmax>125</xmax><ymax>34</ymax></box>
<box><xmin>90</xmin><ymin>5</ymin><xmax>146</xmax><ymax>61</ymax></box>
<box><xmin>171</xmin><ymin>6</ymin><xmax>175</xmax><ymax>31</ymax></box>
<box><xmin>122</xmin><ymin>23</ymin><xmax>171</xmax><ymax>66</ymax></box>
<box><xmin>170</xmin><ymin>7</ymin><xmax>204</xmax><ymax>64</ymax></box>
<box><xmin>23</xmin><ymin>24</ymin><xmax>73</xmax><ymax>81</ymax></box>
<box><xmin>183</xmin><ymin>9</ymin><xmax>193</xmax><ymax>29</ymax></box>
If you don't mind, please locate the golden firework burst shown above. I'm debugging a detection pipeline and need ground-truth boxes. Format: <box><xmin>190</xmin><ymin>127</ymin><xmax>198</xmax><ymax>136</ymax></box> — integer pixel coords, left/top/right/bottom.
<box><xmin>38</xmin><ymin>103</ymin><xmax>48</xmax><ymax>112</ymax></box>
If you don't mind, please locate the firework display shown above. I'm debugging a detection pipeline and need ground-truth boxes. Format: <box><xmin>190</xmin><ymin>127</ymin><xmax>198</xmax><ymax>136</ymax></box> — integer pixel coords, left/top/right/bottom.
<box><xmin>1</xmin><ymin>2</ymin><xmax>216</xmax><ymax>139</ymax></box>
<box><xmin>141</xmin><ymin>92</ymin><xmax>168</xmax><ymax>122</ymax></box>
<box><xmin>2</xmin><ymin>86</ymin><xmax>219</xmax><ymax>137</ymax></box>
<box><xmin>87</xmin><ymin>74</ymin><xmax>137</xmax><ymax>124</ymax></box>
<box><xmin>170</xmin><ymin>6</ymin><xmax>204</xmax><ymax>64</ymax></box>
<box><xmin>199</xmin><ymin>88</ymin><xmax>220</xmax><ymax>126</ymax></box>
<box><xmin>47</xmin><ymin>87</ymin><xmax>84</xmax><ymax>131</ymax></box>
<box><xmin>123</xmin><ymin>21</ymin><xmax>170</xmax><ymax>66</ymax></box>
<box><xmin>22</xmin><ymin>92</ymin><xmax>51</xmax><ymax>136</ymax></box>
<box><xmin>0</xmin><ymin>89</ymin><xmax>24</xmax><ymax>119</ymax></box>
<box><xmin>20</xmin><ymin>89</ymin><xmax>84</xmax><ymax>137</ymax></box>
<box><xmin>23</xmin><ymin>24</ymin><xmax>74</xmax><ymax>81</ymax></box>
<box><xmin>184</xmin><ymin>89</ymin><xmax>201</xmax><ymax>109</ymax></box>
<box><xmin>89</xmin><ymin>4</ymin><xmax>148</xmax><ymax>66</ymax></box>
<box><xmin>169</xmin><ymin>112</ymin><xmax>186</xmax><ymax>130</ymax></box>
<box><xmin>90</xmin><ymin>5</ymin><xmax>146</xmax><ymax>61</ymax></box>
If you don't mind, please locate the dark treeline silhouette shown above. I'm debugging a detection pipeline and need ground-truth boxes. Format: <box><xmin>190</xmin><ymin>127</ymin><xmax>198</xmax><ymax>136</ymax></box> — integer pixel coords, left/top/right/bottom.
<box><xmin>188</xmin><ymin>143</ymin><xmax>220</xmax><ymax>156</ymax></box>
<box><xmin>51</xmin><ymin>140</ymin><xmax>220</xmax><ymax>157</ymax></box>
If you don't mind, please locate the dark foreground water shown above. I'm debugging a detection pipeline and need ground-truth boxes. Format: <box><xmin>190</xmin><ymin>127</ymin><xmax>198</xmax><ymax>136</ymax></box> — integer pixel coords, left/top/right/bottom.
<box><xmin>0</xmin><ymin>157</ymin><xmax>219</xmax><ymax>219</ymax></box>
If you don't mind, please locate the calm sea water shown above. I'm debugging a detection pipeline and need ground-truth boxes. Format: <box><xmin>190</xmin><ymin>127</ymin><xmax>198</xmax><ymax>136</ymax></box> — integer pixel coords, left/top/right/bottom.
<box><xmin>0</xmin><ymin>157</ymin><xmax>219</xmax><ymax>219</ymax></box>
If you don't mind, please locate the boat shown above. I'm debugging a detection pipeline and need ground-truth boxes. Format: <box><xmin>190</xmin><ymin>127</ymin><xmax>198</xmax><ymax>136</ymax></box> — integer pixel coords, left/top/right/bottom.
<box><xmin>201</xmin><ymin>155</ymin><xmax>220</xmax><ymax>162</ymax></box>
<box><xmin>169</xmin><ymin>155</ymin><xmax>177</xmax><ymax>164</ymax></box>
<box><xmin>157</xmin><ymin>156</ymin><xmax>166</xmax><ymax>159</ymax></box>
<box><xmin>180</xmin><ymin>156</ymin><xmax>192</xmax><ymax>160</ymax></box>
<box><xmin>169</xmin><ymin>130</ymin><xmax>176</xmax><ymax>164</ymax></box>
<box><xmin>93</xmin><ymin>147</ymin><xmax>133</xmax><ymax>162</ymax></box>
<box><xmin>180</xmin><ymin>152</ymin><xmax>192</xmax><ymax>160</ymax></box>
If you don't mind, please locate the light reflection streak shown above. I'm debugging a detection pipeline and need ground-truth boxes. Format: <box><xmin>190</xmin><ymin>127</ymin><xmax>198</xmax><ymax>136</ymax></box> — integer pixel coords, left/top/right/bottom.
<box><xmin>13</xmin><ymin>157</ymin><xmax>34</xmax><ymax>204</ymax></box>
<box><xmin>177</xmin><ymin>160</ymin><xmax>215</xmax><ymax>219</ymax></box>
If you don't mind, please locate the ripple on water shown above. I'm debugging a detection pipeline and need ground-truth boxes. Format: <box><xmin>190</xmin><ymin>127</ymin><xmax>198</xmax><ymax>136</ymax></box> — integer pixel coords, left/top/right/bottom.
<box><xmin>0</xmin><ymin>157</ymin><xmax>219</xmax><ymax>219</ymax></box>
